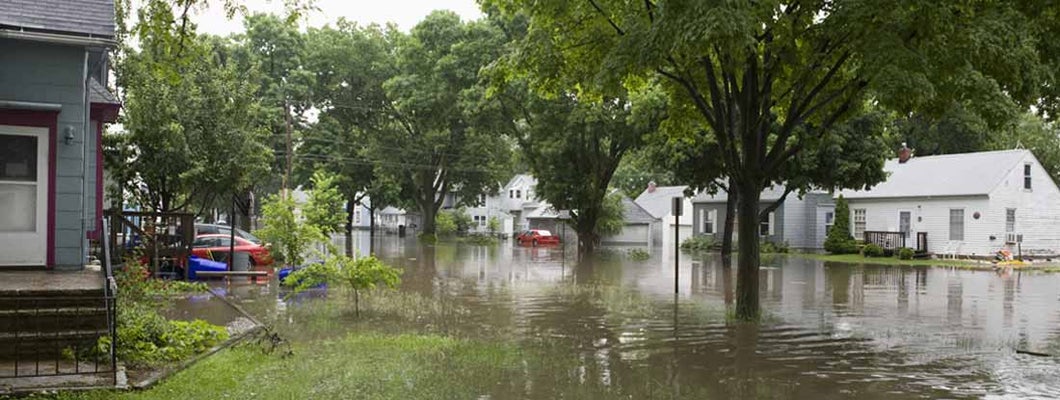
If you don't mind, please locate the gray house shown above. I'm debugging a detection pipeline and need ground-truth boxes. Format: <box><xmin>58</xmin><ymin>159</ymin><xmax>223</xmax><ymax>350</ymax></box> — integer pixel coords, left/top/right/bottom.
<box><xmin>0</xmin><ymin>1</ymin><xmax>120</xmax><ymax>268</ymax></box>
<box><xmin>691</xmin><ymin>186</ymin><xmax>835</xmax><ymax>249</ymax></box>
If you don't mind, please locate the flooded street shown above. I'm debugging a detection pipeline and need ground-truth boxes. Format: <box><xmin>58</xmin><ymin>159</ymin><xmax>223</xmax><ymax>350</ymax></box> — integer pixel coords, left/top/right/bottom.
<box><xmin>216</xmin><ymin>233</ymin><xmax>1060</xmax><ymax>399</ymax></box>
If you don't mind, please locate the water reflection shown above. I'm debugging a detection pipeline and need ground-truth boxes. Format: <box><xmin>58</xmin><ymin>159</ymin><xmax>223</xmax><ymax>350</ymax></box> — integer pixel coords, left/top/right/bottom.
<box><xmin>217</xmin><ymin>233</ymin><xmax>1060</xmax><ymax>399</ymax></box>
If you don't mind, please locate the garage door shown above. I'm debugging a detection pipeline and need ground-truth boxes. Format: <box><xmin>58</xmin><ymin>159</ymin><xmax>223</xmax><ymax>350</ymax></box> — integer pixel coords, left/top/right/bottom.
<box><xmin>604</xmin><ymin>224</ymin><xmax>650</xmax><ymax>245</ymax></box>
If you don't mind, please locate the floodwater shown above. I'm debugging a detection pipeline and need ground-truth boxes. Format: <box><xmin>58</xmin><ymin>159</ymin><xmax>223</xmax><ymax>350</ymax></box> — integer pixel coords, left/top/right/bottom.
<box><xmin>213</xmin><ymin>233</ymin><xmax>1060</xmax><ymax>399</ymax></box>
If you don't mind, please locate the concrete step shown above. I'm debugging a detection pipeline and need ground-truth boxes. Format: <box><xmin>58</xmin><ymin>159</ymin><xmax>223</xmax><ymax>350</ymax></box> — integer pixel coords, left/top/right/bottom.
<box><xmin>0</xmin><ymin>295</ymin><xmax>110</xmax><ymax>312</ymax></box>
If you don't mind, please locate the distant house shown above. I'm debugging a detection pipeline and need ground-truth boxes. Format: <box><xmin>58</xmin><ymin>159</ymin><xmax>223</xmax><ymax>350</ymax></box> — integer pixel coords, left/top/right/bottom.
<box><xmin>601</xmin><ymin>196</ymin><xmax>658</xmax><ymax>245</ymax></box>
<box><xmin>527</xmin><ymin>195</ymin><xmax>658</xmax><ymax>246</ymax></box>
<box><xmin>635</xmin><ymin>183</ymin><xmax>694</xmax><ymax>246</ymax></box>
<box><xmin>838</xmin><ymin>149</ymin><xmax>1060</xmax><ymax>257</ymax></box>
<box><xmin>503</xmin><ymin>174</ymin><xmax>542</xmax><ymax>232</ymax></box>
<box><xmin>0</xmin><ymin>1</ymin><xmax>120</xmax><ymax>268</ymax></box>
<box><xmin>692</xmin><ymin>186</ymin><xmax>835</xmax><ymax>250</ymax></box>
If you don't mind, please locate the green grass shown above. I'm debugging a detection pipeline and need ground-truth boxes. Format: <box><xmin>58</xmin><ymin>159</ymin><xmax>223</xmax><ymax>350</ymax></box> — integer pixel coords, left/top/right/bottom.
<box><xmin>797</xmin><ymin>253</ymin><xmax>988</xmax><ymax>268</ymax></box>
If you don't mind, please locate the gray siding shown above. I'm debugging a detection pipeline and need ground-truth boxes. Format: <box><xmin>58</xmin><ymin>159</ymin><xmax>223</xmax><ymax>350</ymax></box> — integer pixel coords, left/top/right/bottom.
<box><xmin>691</xmin><ymin>201</ymin><xmax>783</xmax><ymax>245</ymax></box>
<box><xmin>0</xmin><ymin>38</ymin><xmax>91</xmax><ymax>267</ymax></box>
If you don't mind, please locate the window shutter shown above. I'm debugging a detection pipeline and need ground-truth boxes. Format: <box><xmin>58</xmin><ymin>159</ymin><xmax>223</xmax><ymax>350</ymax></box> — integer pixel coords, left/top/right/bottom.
<box><xmin>768</xmin><ymin>212</ymin><xmax>775</xmax><ymax>236</ymax></box>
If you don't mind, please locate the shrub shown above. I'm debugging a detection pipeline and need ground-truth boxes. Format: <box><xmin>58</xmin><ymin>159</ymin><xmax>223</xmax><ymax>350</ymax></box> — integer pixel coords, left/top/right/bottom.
<box><xmin>435</xmin><ymin>212</ymin><xmax>457</xmax><ymax>236</ymax></box>
<box><xmin>286</xmin><ymin>254</ymin><xmax>403</xmax><ymax>316</ymax></box>
<box><xmin>255</xmin><ymin>193</ymin><xmax>325</xmax><ymax>267</ymax></box>
<box><xmin>108</xmin><ymin>261</ymin><xmax>228</xmax><ymax>366</ymax></box>
<box><xmin>760</xmin><ymin>241</ymin><xmax>790</xmax><ymax>254</ymax></box>
<box><xmin>627</xmin><ymin>248</ymin><xmax>650</xmax><ymax>261</ymax></box>
<box><xmin>824</xmin><ymin>195</ymin><xmax>858</xmax><ymax>254</ymax></box>
<box><xmin>897</xmin><ymin>247</ymin><xmax>915</xmax><ymax>260</ymax></box>
<box><xmin>681</xmin><ymin>235</ymin><xmax>719</xmax><ymax>252</ymax></box>
<box><xmin>861</xmin><ymin>243</ymin><xmax>885</xmax><ymax>257</ymax></box>
<box><xmin>487</xmin><ymin>216</ymin><xmax>501</xmax><ymax>234</ymax></box>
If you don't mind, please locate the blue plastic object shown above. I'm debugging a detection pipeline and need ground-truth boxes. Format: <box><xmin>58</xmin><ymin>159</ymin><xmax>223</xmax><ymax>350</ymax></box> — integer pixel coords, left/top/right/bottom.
<box><xmin>188</xmin><ymin>255</ymin><xmax>228</xmax><ymax>280</ymax></box>
<box><xmin>277</xmin><ymin>265</ymin><xmax>327</xmax><ymax>289</ymax></box>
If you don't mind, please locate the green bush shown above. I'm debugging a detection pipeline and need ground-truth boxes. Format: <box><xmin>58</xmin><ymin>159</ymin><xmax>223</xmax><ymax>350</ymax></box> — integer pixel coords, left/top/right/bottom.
<box><xmin>436</xmin><ymin>212</ymin><xmax>457</xmax><ymax>236</ymax></box>
<box><xmin>681</xmin><ymin>235</ymin><xmax>719</xmax><ymax>252</ymax></box>
<box><xmin>861</xmin><ymin>243</ymin><xmax>885</xmax><ymax>257</ymax></box>
<box><xmin>897</xmin><ymin>247</ymin><xmax>915</xmax><ymax>260</ymax></box>
<box><xmin>460</xmin><ymin>234</ymin><xmax>500</xmax><ymax>245</ymax></box>
<box><xmin>760</xmin><ymin>241</ymin><xmax>790</xmax><ymax>254</ymax></box>
<box><xmin>626</xmin><ymin>248</ymin><xmax>650</xmax><ymax>261</ymax></box>
<box><xmin>824</xmin><ymin>195</ymin><xmax>858</xmax><ymax>254</ymax></box>
<box><xmin>108</xmin><ymin>262</ymin><xmax>229</xmax><ymax>366</ymax></box>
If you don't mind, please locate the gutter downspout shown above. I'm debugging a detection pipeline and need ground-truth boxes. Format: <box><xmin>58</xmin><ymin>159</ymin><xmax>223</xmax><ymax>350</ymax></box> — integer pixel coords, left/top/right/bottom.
<box><xmin>81</xmin><ymin>49</ymin><xmax>107</xmax><ymax>268</ymax></box>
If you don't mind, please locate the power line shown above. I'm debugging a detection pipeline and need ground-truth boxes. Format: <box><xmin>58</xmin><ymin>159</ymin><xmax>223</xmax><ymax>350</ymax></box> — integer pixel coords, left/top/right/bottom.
<box><xmin>276</xmin><ymin>152</ymin><xmax>500</xmax><ymax>174</ymax></box>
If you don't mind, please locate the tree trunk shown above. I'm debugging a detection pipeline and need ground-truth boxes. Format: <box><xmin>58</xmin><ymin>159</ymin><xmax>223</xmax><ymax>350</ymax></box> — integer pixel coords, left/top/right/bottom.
<box><xmin>574</xmin><ymin>207</ymin><xmax>601</xmax><ymax>254</ymax></box>
<box><xmin>721</xmin><ymin>189</ymin><xmax>737</xmax><ymax>256</ymax></box>
<box><xmin>368</xmin><ymin>207</ymin><xmax>376</xmax><ymax>255</ymax></box>
<box><xmin>734</xmin><ymin>183</ymin><xmax>762</xmax><ymax>320</ymax></box>
<box><xmin>419</xmin><ymin>199</ymin><xmax>438</xmax><ymax>236</ymax></box>
<box><xmin>345</xmin><ymin>199</ymin><xmax>354</xmax><ymax>257</ymax></box>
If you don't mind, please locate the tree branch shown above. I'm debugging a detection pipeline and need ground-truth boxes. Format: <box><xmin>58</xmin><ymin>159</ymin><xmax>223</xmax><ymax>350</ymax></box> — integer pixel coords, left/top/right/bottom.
<box><xmin>759</xmin><ymin>186</ymin><xmax>794</xmax><ymax>219</ymax></box>
<box><xmin>588</xmin><ymin>0</ymin><xmax>625</xmax><ymax>36</ymax></box>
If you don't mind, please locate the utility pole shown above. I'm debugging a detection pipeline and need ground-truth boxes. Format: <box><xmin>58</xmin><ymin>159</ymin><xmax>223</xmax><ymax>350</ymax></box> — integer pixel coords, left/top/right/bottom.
<box><xmin>672</xmin><ymin>197</ymin><xmax>683</xmax><ymax>295</ymax></box>
<box><xmin>283</xmin><ymin>97</ymin><xmax>292</xmax><ymax>201</ymax></box>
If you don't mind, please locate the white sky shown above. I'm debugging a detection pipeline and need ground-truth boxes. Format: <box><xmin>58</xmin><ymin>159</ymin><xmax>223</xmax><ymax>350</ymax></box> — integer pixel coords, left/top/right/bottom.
<box><xmin>192</xmin><ymin>0</ymin><xmax>484</xmax><ymax>35</ymax></box>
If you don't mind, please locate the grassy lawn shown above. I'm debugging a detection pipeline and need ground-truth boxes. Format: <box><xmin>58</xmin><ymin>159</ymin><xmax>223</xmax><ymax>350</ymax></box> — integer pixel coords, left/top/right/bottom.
<box><xmin>33</xmin><ymin>334</ymin><xmax>526</xmax><ymax>400</ymax></box>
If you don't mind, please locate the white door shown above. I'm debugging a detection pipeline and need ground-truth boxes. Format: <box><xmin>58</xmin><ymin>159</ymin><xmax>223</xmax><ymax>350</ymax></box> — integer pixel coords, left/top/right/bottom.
<box><xmin>898</xmin><ymin>210</ymin><xmax>912</xmax><ymax>241</ymax></box>
<box><xmin>0</xmin><ymin>125</ymin><xmax>48</xmax><ymax>266</ymax></box>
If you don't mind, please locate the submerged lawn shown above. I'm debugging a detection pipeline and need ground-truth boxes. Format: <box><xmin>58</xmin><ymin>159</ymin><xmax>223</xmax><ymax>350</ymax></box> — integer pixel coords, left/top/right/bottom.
<box><xmin>796</xmin><ymin>253</ymin><xmax>986</xmax><ymax>268</ymax></box>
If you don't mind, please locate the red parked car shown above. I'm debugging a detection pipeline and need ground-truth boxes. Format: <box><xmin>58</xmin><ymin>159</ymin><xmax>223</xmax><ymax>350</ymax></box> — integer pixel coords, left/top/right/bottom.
<box><xmin>516</xmin><ymin>229</ymin><xmax>561</xmax><ymax>246</ymax></box>
<box><xmin>191</xmin><ymin>234</ymin><xmax>274</xmax><ymax>266</ymax></box>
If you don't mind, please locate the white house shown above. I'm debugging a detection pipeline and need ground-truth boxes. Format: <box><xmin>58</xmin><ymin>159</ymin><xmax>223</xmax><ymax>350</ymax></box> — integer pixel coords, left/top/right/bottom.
<box><xmin>503</xmin><ymin>174</ymin><xmax>543</xmax><ymax>232</ymax></box>
<box><xmin>692</xmin><ymin>185</ymin><xmax>835</xmax><ymax>250</ymax></box>
<box><xmin>635</xmin><ymin>184</ymin><xmax>694</xmax><ymax>247</ymax></box>
<box><xmin>462</xmin><ymin>191</ymin><xmax>515</xmax><ymax>235</ymax></box>
<box><xmin>838</xmin><ymin>149</ymin><xmax>1060</xmax><ymax>258</ymax></box>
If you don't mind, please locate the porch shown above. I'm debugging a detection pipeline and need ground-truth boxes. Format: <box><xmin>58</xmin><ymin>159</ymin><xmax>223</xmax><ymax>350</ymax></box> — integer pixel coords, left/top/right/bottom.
<box><xmin>0</xmin><ymin>267</ymin><xmax>103</xmax><ymax>296</ymax></box>
<box><xmin>863</xmin><ymin>231</ymin><xmax>930</xmax><ymax>256</ymax></box>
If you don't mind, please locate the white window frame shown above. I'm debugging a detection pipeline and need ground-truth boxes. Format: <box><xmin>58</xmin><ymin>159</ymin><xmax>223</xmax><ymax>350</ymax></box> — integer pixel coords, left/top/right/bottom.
<box><xmin>1024</xmin><ymin>163</ymin><xmax>1033</xmax><ymax>190</ymax></box>
<box><xmin>949</xmin><ymin>208</ymin><xmax>965</xmax><ymax>241</ymax></box>
<box><xmin>853</xmin><ymin>209</ymin><xmax>867</xmax><ymax>239</ymax></box>
<box><xmin>1005</xmin><ymin>208</ymin><xmax>1016</xmax><ymax>233</ymax></box>
<box><xmin>759</xmin><ymin>212</ymin><xmax>775</xmax><ymax>237</ymax></box>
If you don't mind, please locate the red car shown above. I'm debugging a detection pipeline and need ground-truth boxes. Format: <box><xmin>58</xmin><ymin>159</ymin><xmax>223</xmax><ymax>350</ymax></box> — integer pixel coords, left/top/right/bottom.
<box><xmin>192</xmin><ymin>234</ymin><xmax>274</xmax><ymax>266</ymax></box>
<box><xmin>516</xmin><ymin>229</ymin><xmax>561</xmax><ymax>246</ymax></box>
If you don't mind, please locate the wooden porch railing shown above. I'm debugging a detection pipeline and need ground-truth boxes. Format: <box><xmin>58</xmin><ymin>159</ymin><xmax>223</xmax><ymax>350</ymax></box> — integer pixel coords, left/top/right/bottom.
<box><xmin>104</xmin><ymin>210</ymin><xmax>195</xmax><ymax>280</ymax></box>
<box><xmin>863</xmin><ymin>231</ymin><xmax>929</xmax><ymax>253</ymax></box>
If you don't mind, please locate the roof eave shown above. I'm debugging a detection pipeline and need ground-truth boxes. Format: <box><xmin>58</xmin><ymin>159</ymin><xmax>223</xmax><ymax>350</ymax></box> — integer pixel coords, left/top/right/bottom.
<box><xmin>0</xmin><ymin>28</ymin><xmax>116</xmax><ymax>48</ymax></box>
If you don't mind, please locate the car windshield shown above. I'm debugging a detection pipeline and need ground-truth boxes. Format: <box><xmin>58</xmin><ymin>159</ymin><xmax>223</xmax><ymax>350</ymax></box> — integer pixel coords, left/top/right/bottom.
<box><xmin>536</xmin><ymin>230</ymin><xmax>552</xmax><ymax>236</ymax></box>
<box><xmin>235</xmin><ymin>228</ymin><xmax>261</xmax><ymax>243</ymax></box>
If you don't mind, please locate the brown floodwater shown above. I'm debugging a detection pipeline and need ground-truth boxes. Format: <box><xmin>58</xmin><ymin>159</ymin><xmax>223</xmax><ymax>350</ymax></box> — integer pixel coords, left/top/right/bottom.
<box><xmin>202</xmin><ymin>233</ymin><xmax>1060</xmax><ymax>399</ymax></box>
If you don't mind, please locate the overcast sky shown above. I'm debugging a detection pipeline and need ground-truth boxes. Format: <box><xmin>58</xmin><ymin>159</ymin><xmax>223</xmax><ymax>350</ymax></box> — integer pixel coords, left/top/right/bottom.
<box><xmin>192</xmin><ymin>0</ymin><xmax>484</xmax><ymax>35</ymax></box>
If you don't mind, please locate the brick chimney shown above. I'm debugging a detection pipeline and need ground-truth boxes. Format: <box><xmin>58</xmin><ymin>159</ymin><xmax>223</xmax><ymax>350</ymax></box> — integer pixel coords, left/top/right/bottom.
<box><xmin>647</xmin><ymin>181</ymin><xmax>657</xmax><ymax>193</ymax></box>
<box><xmin>898</xmin><ymin>142</ymin><xmax>912</xmax><ymax>164</ymax></box>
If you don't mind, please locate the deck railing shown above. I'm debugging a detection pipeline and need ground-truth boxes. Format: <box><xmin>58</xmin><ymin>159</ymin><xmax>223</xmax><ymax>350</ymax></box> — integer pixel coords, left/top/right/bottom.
<box><xmin>863</xmin><ymin>231</ymin><xmax>929</xmax><ymax>253</ymax></box>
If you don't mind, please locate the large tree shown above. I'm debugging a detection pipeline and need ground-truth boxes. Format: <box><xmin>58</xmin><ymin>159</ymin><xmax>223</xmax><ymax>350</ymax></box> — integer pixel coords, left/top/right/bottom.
<box><xmin>512</xmin><ymin>88</ymin><xmax>666</xmax><ymax>252</ymax></box>
<box><xmin>368</xmin><ymin>11</ymin><xmax>512</xmax><ymax>235</ymax></box>
<box><xmin>488</xmin><ymin>0</ymin><xmax>1058</xmax><ymax>319</ymax></box>
<box><xmin>109</xmin><ymin>0</ymin><xmax>270</xmax><ymax>215</ymax></box>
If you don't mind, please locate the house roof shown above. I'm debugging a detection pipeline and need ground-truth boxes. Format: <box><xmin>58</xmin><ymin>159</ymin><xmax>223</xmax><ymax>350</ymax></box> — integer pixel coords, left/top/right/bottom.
<box><xmin>89</xmin><ymin>79</ymin><xmax>119</xmax><ymax>105</ymax></box>
<box><xmin>838</xmin><ymin>149</ymin><xmax>1031</xmax><ymax>200</ymax></box>
<box><xmin>692</xmin><ymin>184</ymin><xmax>798</xmax><ymax>204</ymax></box>
<box><xmin>379</xmin><ymin>206</ymin><xmax>404</xmax><ymax>215</ymax></box>
<box><xmin>504</xmin><ymin>174</ymin><xmax>536</xmax><ymax>190</ymax></box>
<box><xmin>621</xmin><ymin>196</ymin><xmax>657</xmax><ymax>224</ymax></box>
<box><xmin>0</xmin><ymin>0</ymin><xmax>116</xmax><ymax>38</ymax></box>
<box><xmin>526</xmin><ymin>206</ymin><xmax>568</xmax><ymax>220</ymax></box>
<box><xmin>635</xmin><ymin>185</ymin><xmax>689</xmax><ymax>219</ymax></box>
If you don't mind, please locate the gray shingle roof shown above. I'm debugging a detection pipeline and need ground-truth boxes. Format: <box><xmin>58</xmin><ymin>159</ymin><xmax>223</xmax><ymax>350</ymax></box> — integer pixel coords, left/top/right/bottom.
<box><xmin>634</xmin><ymin>185</ymin><xmax>689</xmax><ymax>219</ymax></box>
<box><xmin>839</xmin><ymin>150</ymin><xmax>1031</xmax><ymax>199</ymax></box>
<box><xmin>89</xmin><ymin>78</ymin><xmax>119</xmax><ymax>105</ymax></box>
<box><xmin>0</xmin><ymin>0</ymin><xmax>116</xmax><ymax>38</ymax></box>
<box><xmin>621</xmin><ymin>196</ymin><xmax>657</xmax><ymax>224</ymax></box>
<box><xmin>692</xmin><ymin>184</ymin><xmax>797</xmax><ymax>203</ymax></box>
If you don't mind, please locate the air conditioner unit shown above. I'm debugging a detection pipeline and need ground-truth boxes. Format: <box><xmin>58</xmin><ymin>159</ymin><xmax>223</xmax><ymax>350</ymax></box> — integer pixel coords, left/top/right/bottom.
<box><xmin>1005</xmin><ymin>233</ymin><xmax>1023</xmax><ymax>244</ymax></box>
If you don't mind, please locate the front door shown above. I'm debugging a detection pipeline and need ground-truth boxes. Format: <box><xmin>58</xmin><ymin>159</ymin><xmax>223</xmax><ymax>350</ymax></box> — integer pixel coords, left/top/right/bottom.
<box><xmin>0</xmin><ymin>125</ymin><xmax>48</xmax><ymax>266</ymax></box>
<box><xmin>898</xmin><ymin>211</ymin><xmax>912</xmax><ymax>240</ymax></box>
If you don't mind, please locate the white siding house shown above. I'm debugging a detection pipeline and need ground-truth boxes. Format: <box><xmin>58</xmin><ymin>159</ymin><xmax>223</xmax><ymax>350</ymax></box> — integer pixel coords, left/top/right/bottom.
<box><xmin>839</xmin><ymin>150</ymin><xmax>1060</xmax><ymax>257</ymax></box>
<box><xmin>635</xmin><ymin>184</ymin><xmax>694</xmax><ymax>246</ymax></box>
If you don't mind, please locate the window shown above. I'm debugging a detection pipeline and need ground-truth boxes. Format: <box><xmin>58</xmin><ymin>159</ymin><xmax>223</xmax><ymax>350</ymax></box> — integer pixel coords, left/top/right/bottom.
<box><xmin>701</xmin><ymin>209</ymin><xmax>714</xmax><ymax>234</ymax></box>
<box><xmin>509</xmin><ymin>190</ymin><xmax>514</xmax><ymax>198</ymax></box>
<box><xmin>1024</xmin><ymin>164</ymin><xmax>1032</xmax><ymax>190</ymax></box>
<box><xmin>516</xmin><ymin>190</ymin><xmax>522</xmax><ymax>199</ymax></box>
<box><xmin>479</xmin><ymin>194</ymin><xmax>487</xmax><ymax>206</ymax></box>
<box><xmin>1006</xmin><ymin>208</ymin><xmax>1016</xmax><ymax>232</ymax></box>
<box><xmin>853</xmin><ymin>209</ymin><xmax>866</xmax><ymax>239</ymax></box>
<box><xmin>949</xmin><ymin>209</ymin><xmax>964</xmax><ymax>241</ymax></box>
<box><xmin>760</xmin><ymin>212</ymin><xmax>774</xmax><ymax>236</ymax></box>
<box><xmin>478</xmin><ymin>216</ymin><xmax>486</xmax><ymax>227</ymax></box>
<box><xmin>0</xmin><ymin>134</ymin><xmax>38</xmax><ymax>232</ymax></box>
<box><xmin>824</xmin><ymin>211</ymin><xmax>835</xmax><ymax>233</ymax></box>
